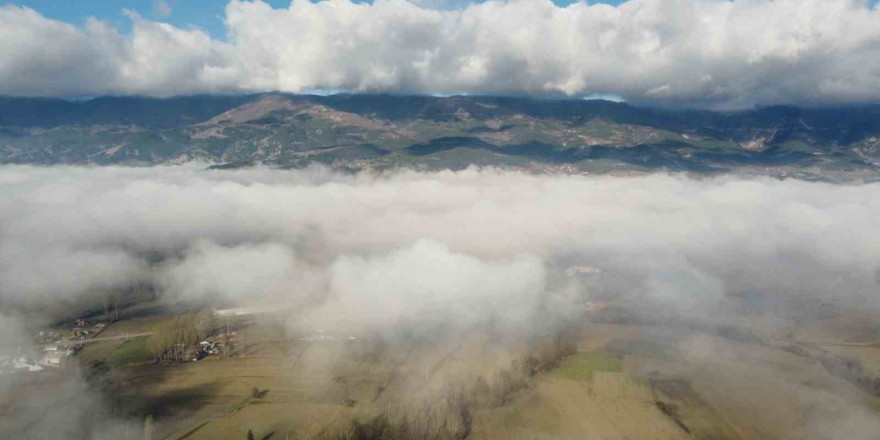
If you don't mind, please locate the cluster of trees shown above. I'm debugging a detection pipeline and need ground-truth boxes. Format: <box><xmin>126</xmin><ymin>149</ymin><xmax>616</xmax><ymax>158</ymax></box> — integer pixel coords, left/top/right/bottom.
<box><xmin>483</xmin><ymin>332</ymin><xmax>577</xmax><ymax>407</ymax></box>
<box><xmin>339</xmin><ymin>399</ymin><xmax>471</xmax><ymax>440</ymax></box>
<box><xmin>819</xmin><ymin>351</ymin><xmax>880</xmax><ymax>397</ymax></box>
<box><xmin>320</xmin><ymin>331</ymin><xmax>578</xmax><ymax>440</ymax></box>
<box><xmin>780</xmin><ymin>341</ymin><xmax>880</xmax><ymax>398</ymax></box>
<box><xmin>148</xmin><ymin>311</ymin><xmax>213</xmax><ymax>362</ymax></box>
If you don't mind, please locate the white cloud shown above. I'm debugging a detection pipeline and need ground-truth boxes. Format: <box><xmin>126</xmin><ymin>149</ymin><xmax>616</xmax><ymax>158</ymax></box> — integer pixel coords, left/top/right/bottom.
<box><xmin>160</xmin><ymin>241</ymin><xmax>325</xmax><ymax>304</ymax></box>
<box><xmin>2</xmin><ymin>0</ymin><xmax>880</xmax><ymax>107</ymax></box>
<box><xmin>0</xmin><ymin>7</ymin><xmax>120</xmax><ymax>97</ymax></box>
<box><xmin>308</xmin><ymin>239</ymin><xmax>546</xmax><ymax>334</ymax></box>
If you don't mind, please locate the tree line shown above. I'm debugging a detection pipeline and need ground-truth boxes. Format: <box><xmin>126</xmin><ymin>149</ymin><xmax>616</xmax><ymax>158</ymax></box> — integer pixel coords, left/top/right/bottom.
<box><xmin>148</xmin><ymin>311</ymin><xmax>213</xmax><ymax>362</ymax></box>
<box><xmin>316</xmin><ymin>330</ymin><xmax>578</xmax><ymax>440</ymax></box>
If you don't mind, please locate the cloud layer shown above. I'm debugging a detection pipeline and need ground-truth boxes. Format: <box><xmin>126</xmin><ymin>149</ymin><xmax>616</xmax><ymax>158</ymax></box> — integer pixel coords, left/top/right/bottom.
<box><xmin>2</xmin><ymin>0</ymin><xmax>880</xmax><ymax>108</ymax></box>
<box><xmin>2</xmin><ymin>164</ymin><xmax>880</xmax><ymax>333</ymax></box>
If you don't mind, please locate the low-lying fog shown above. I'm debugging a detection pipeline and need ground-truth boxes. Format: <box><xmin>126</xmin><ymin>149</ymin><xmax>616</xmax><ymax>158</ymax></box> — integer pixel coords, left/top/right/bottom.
<box><xmin>2</xmin><ymin>164</ymin><xmax>880</xmax><ymax>439</ymax></box>
<box><xmin>3</xmin><ymin>165</ymin><xmax>878</xmax><ymax>321</ymax></box>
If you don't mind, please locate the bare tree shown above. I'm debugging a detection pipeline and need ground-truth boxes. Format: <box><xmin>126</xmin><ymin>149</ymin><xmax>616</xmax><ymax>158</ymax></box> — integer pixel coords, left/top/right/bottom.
<box><xmin>149</xmin><ymin>311</ymin><xmax>213</xmax><ymax>362</ymax></box>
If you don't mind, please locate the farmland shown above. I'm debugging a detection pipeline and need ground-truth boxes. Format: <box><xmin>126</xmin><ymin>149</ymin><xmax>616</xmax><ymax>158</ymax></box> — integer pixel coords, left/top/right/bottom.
<box><xmin>6</xmin><ymin>272</ymin><xmax>880</xmax><ymax>440</ymax></box>
<box><xmin>7</xmin><ymin>301</ymin><xmax>871</xmax><ymax>440</ymax></box>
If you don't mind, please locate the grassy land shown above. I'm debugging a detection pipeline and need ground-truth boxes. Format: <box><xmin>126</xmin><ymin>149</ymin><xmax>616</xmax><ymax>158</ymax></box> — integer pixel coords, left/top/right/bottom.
<box><xmin>470</xmin><ymin>374</ymin><xmax>696</xmax><ymax>440</ymax></box>
<box><xmin>63</xmin><ymin>313</ymin><xmax>880</xmax><ymax>440</ymax></box>
<box><xmin>105</xmin><ymin>336</ymin><xmax>153</xmax><ymax>367</ymax></box>
<box><xmin>77</xmin><ymin>340</ymin><xmax>126</xmax><ymax>366</ymax></box>
<box><xmin>547</xmin><ymin>350</ymin><xmax>622</xmax><ymax>381</ymax></box>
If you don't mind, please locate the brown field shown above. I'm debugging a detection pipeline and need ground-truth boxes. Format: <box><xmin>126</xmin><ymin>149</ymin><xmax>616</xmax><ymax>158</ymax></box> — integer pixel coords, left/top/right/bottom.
<box><xmin>102</xmin><ymin>321</ymin><xmax>879</xmax><ymax>440</ymax></box>
<box><xmin>107</xmin><ymin>340</ymin><xmax>393</xmax><ymax>440</ymax></box>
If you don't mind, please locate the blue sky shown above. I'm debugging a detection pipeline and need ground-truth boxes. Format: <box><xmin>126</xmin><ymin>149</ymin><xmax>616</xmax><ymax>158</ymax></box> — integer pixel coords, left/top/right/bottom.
<box><xmin>6</xmin><ymin>0</ymin><xmax>630</xmax><ymax>40</ymax></box>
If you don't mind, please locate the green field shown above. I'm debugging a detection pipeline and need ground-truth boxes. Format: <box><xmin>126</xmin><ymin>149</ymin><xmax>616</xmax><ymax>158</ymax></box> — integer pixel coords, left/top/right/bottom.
<box><xmin>105</xmin><ymin>336</ymin><xmax>153</xmax><ymax>367</ymax></box>
<box><xmin>547</xmin><ymin>350</ymin><xmax>622</xmax><ymax>381</ymax></box>
<box><xmin>76</xmin><ymin>340</ymin><xmax>126</xmax><ymax>366</ymax></box>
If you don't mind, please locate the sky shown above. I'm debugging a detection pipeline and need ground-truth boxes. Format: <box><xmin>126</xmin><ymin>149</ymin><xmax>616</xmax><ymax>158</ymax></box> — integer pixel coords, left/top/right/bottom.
<box><xmin>9</xmin><ymin>0</ymin><xmax>631</xmax><ymax>39</ymax></box>
<box><xmin>2</xmin><ymin>0</ymin><xmax>880</xmax><ymax>108</ymax></box>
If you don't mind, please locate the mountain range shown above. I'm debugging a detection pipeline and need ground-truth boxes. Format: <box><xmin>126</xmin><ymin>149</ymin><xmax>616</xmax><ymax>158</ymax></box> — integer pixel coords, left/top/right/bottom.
<box><xmin>2</xmin><ymin>93</ymin><xmax>880</xmax><ymax>178</ymax></box>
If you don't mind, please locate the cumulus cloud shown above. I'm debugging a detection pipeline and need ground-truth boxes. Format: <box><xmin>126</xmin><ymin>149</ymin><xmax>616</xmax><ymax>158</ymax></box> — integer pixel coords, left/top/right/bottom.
<box><xmin>0</xmin><ymin>7</ymin><xmax>122</xmax><ymax>97</ymax></box>
<box><xmin>0</xmin><ymin>5</ymin><xmax>235</xmax><ymax>97</ymax></box>
<box><xmin>1</xmin><ymin>0</ymin><xmax>880</xmax><ymax>107</ymax></box>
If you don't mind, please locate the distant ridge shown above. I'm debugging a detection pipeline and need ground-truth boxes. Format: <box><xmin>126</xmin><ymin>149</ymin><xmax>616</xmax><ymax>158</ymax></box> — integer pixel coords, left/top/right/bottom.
<box><xmin>1</xmin><ymin>94</ymin><xmax>879</xmax><ymax>178</ymax></box>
